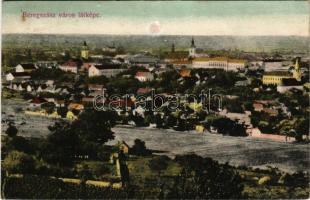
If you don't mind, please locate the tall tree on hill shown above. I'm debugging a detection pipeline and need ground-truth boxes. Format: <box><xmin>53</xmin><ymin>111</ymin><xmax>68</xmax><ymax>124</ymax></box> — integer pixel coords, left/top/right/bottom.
<box><xmin>6</xmin><ymin>124</ymin><xmax>18</xmax><ymax>138</ymax></box>
<box><xmin>167</xmin><ymin>154</ymin><xmax>244</xmax><ymax>199</ymax></box>
<box><xmin>41</xmin><ymin>109</ymin><xmax>118</xmax><ymax>165</ymax></box>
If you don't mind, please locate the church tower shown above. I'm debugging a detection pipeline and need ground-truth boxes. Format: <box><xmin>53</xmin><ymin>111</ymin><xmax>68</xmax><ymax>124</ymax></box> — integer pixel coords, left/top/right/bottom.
<box><xmin>189</xmin><ymin>37</ymin><xmax>196</xmax><ymax>58</ymax></box>
<box><xmin>171</xmin><ymin>43</ymin><xmax>175</xmax><ymax>53</ymax></box>
<box><xmin>81</xmin><ymin>41</ymin><xmax>89</xmax><ymax>60</ymax></box>
<box><xmin>293</xmin><ymin>57</ymin><xmax>301</xmax><ymax>81</ymax></box>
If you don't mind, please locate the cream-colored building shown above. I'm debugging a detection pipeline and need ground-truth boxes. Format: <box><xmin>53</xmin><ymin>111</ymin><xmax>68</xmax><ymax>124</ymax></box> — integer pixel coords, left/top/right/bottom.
<box><xmin>262</xmin><ymin>58</ymin><xmax>301</xmax><ymax>85</ymax></box>
<box><xmin>192</xmin><ymin>57</ymin><xmax>246</xmax><ymax>71</ymax></box>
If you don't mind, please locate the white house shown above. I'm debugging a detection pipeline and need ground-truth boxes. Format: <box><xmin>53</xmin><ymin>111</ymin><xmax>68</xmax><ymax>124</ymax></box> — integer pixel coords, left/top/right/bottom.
<box><xmin>12</xmin><ymin>83</ymin><xmax>18</xmax><ymax>90</ymax></box>
<box><xmin>277</xmin><ymin>85</ymin><xmax>303</xmax><ymax>93</ymax></box>
<box><xmin>59</xmin><ymin>61</ymin><xmax>78</xmax><ymax>73</ymax></box>
<box><xmin>44</xmin><ymin>85</ymin><xmax>56</xmax><ymax>93</ymax></box>
<box><xmin>6</xmin><ymin>73</ymin><xmax>15</xmax><ymax>81</ymax></box>
<box><xmin>26</xmin><ymin>85</ymin><xmax>33</xmax><ymax>92</ymax></box>
<box><xmin>17</xmin><ymin>84</ymin><xmax>24</xmax><ymax>91</ymax></box>
<box><xmin>133</xmin><ymin>105</ymin><xmax>145</xmax><ymax>117</ymax></box>
<box><xmin>45</xmin><ymin>80</ymin><xmax>55</xmax><ymax>87</ymax></box>
<box><xmin>36</xmin><ymin>85</ymin><xmax>44</xmax><ymax>93</ymax></box>
<box><xmin>88</xmin><ymin>64</ymin><xmax>126</xmax><ymax>77</ymax></box>
<box><xmin>135</xmin><ymin>71</ymin><xmax>154</xmax><ymax>82</ymax></box>
<box><xmin>88</xmin><ymin>84</ymin><xmax>105</xmax><ymax>91</ymax></box>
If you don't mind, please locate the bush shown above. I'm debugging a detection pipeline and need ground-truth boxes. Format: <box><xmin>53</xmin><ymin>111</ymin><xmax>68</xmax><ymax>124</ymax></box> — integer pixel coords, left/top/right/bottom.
<box><xmin>3</xmin><ymin>151</ymin><xmax>36</xmax><ymax>174</ymax></box>
<box><xmin>130</xmin><ymin>139</ymin><xmax>151</xmax><ymax>156</ymax></box>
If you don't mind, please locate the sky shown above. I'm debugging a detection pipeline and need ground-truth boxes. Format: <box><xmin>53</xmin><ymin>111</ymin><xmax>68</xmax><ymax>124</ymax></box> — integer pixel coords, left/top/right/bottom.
<box><xmin>2</xmin><ymin>1</ymin><xmax>309</xmax><ymax>36</ymax></box>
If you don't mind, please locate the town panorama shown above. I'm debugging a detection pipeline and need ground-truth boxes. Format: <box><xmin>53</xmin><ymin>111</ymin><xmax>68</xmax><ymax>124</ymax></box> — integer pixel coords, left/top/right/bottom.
<box><xmin>1</xmin><ymin>1</ymin><xmax>310</xmax><ymax>199</ymax></box>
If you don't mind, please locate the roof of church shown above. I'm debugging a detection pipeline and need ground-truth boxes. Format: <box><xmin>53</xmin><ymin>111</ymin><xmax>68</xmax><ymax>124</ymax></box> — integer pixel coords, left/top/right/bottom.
<box><xmin>281</xmin><ymin>78</ymin><xmax>302</xmax><ymax>86</ymax></box>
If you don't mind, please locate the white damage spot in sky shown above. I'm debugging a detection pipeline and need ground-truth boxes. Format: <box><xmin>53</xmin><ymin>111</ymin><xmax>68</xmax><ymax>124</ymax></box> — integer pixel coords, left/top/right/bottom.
<box><xmin>148</xmin><ymin>21</ymin><xmax>161</xmax><ymax>35</ymax></box>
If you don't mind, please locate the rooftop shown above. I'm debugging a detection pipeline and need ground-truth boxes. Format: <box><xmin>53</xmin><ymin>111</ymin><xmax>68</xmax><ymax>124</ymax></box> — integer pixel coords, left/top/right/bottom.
<box><xmin>19</xmin><ymin>63</ymin><xmax>37</xmax><ymax>70</ymax></box>
<box><xmin>10</xmin><ymin>72</ymin><xmax>31</xmax><ymax>77</ymax></box>
<box><xmin>135</xmin><ymin>71</ymin><xmax>152</xmax><ymax>77</ymax></box>
<box><xmin>263</xmin><ymin>71</ymin><xmax>291</xmax><ymax>76</ymax></box>
<box><xmin>92</xmin><ymin>63</ymin><xmax>122</xmax><ymax>70</ymax></box>
<box><xmin>61</xmin><ymin>61</ymin><xmax>78</xmax><ymax>67</ymax></box>
<box><xmin>193</xmin><ymin>57</ymin><xmax>246</xmax><ymax>63</ymax></box>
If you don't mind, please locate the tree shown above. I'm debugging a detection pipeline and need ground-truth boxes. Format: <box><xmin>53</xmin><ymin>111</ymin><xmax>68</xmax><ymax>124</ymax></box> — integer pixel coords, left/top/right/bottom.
<box><xmin>154</xmin><ymin>113</ymin><xmax>164</xmax><ymax>128</ymax></box>
<box><xmin>224</xmin><ymin>99</ymin><xmax>244</xmax><ymax>113</ymax></box>
<box><xmin>86</xmin><ymin>75</ymin><xmax>109</xmax><ymax>85</ymax></box>
<box><xmin>167</xmin><ymin>154</ymin><xmax>244</xmax><ymax>199</ymax></box>
<box><xmin>57</xmin><ymin>107</ymin><xmax>68</xmax><ymax>118</ymax></box>
<box><xmin>5</xmin><ymin>136</ymin><xmax>34</xmax><ymax>154</ymax></box>
<box><xmin>212</xmin><ymin>117</ymin><xmax>247</xmax><ymax>136</ymax></box>
<box><xmin>148</xmin><ymin>155</ymin><xmax>170</xmax><ymax>176</ymax></box>
<box><xmin>130</xmin><ymin>139</ymin><xmax>151</xmax><ymax>156</ymax></box>
<box><xmin>42</xmin><ymin>120</ymin><xmax>80</xmax><ymax>166</ymax></box>
<box><xmin>71</xmin><ymin>109</ymin><xmax>117</xmax><ymax>144</ymax></box>
<box><xmin>41</xmin><ymin>102</ymin><xmax>56</xmax><ymax>114</ymax></box>
<box><xmin>6</xmin><ymin>124</ymin><xmax>18</xmax><ymax>137</ymax></box>
<box><xmin>107</xmin><ymin>76</ymin><xmax>141</xmax><ymax>94</ymax></box>
<box><xmin>294</xmin><ymin>118</ymin><xmax>309</xmax><ymax>142</ymax></box>
<box><xmin>41</xmin><ymin>109</ymin><xmax>118</xmax><ymax>165</ymax></box>
<box><xmin>3</xmin><ymin>151</ymin><xmax>36</xmax><ymax>174</ymax></box>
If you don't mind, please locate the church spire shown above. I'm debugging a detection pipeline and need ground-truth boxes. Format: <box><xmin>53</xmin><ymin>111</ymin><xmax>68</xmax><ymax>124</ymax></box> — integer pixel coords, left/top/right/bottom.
<box><xmin>293</xmin><ymin>57</ymin><xmax>301</xmax><ymax>81</ymax></box>
<box><xmin>171</xmin><ymin>43</ymin><xmax>175</xmax><ymax>53</ymax></box>
<box><xmin>189</xmin><ymin>37</ymin><xmax>196</xmax><ymax>58</ymax></box>
<box><xmin>294</xmin><ymin>57</ymin><xmax>300</xmax><ymax>71</ymax></box>
<box><xmin>81</xmin><ymin>41</ymin><xmax>89</xmax><ymax>59</ymax></box>
<box><xmin>191</xmin><ymin>37</ymin><xmax>195</xmax><ymax>48</ymax></box>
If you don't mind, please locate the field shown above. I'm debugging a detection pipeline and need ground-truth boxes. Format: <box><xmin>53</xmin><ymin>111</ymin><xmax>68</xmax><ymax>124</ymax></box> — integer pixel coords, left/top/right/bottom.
<box><xmin>110</xmin><ymin>126</ymin><xmax>309</xmax><ymax>173</ymax></box>
<box><xmin>2</xmin><ymin>99</ymin><xmax>309</xmax><ymax>173</ymax></box>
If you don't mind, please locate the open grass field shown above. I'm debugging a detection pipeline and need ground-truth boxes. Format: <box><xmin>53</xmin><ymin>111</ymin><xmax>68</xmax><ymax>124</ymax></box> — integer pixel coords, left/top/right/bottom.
<box><xmin>2</xmin><ymin>98</ymin><xmax>309</xmax><ymax>173</ymax></box>
<box><xmin>111</xmin><ymin>126</ymin><xmax>310</xmax><ymax>173</ymax></box>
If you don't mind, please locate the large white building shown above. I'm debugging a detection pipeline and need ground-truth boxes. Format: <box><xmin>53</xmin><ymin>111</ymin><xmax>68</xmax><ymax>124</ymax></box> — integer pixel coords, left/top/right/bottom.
<box><xmin>192</xmin><ymin>57</ymin><xmax>246</xmax><ymax>71</ymax></box>
<box><xmin>88</xmin><ymin>64</ymin><xmax>126</xmax><ymax>77</ymax></box>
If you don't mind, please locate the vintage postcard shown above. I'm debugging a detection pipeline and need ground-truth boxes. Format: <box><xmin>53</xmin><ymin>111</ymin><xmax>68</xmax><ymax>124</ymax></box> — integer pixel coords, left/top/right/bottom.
<box><xmin>1</xmin><ymin>1</ymin><xmax>309</xmax><ymax>199</ymax></box>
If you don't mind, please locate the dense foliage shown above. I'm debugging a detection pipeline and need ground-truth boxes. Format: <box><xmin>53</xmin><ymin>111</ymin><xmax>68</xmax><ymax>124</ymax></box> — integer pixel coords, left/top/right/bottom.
<box><xmin>3</xmin><ymin>175</ymin><xmax>130</xmax><ymax>199</ymax></box>
<box><xmin>166</xmin><ymin>154</ymin><xmax>244</xmax><ymax>199</ymax></box>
